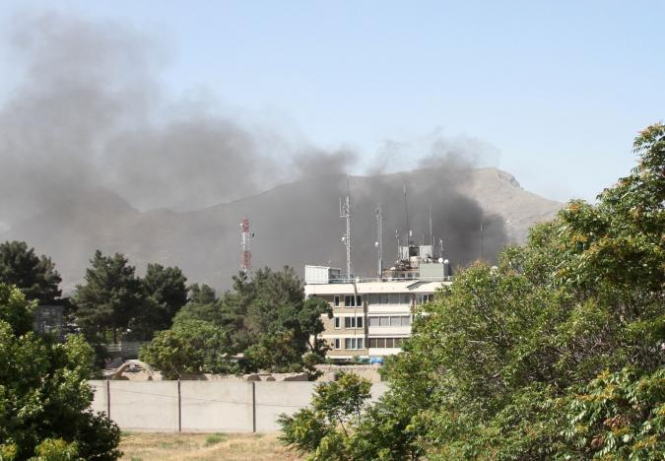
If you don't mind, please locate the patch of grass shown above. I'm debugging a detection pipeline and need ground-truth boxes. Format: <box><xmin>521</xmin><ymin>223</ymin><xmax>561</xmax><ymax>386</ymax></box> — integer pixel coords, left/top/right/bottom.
<box><xmin>119</xmin><ymin>432</ymin><xmax>301</xmax><ymax>460</ymax></box>
<box><xmin>204</xmin><ymin>433</ymin><xmax>227</xmax><ymax>446</ymax></box>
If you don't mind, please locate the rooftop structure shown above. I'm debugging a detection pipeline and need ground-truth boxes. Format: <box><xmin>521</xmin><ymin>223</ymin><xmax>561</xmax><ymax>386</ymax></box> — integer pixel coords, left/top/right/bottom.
<box><xmin>305</xmin><ymin>242</ymin><xmax>453</xmax><ymax>363</ymax></box>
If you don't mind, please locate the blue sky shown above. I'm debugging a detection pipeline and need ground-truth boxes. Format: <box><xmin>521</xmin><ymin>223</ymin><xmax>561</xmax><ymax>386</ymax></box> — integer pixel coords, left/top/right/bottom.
<box><xmin>1</xmin><ymin>0</ymin><xmax>663</xmax><ymax>202</ymax></box>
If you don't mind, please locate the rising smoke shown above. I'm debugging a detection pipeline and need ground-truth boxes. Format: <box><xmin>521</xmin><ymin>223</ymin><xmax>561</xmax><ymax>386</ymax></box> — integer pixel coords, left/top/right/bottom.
<box><xmin>0</xmin><ymin>12</ymin><xmax>508</xmax><ymax>290</ymax></box>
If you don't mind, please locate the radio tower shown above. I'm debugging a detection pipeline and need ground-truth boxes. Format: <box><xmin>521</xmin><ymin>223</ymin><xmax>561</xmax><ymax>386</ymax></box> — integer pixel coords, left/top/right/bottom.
<box><xmin>375</xmin><ymin>206</ymin><xmax>383</xmax><ymax>278</ymax></box>
<box><xmin>340</xmin><ymin>179</ymin><xmax>352</xmax><ymax>279</ymax></box>
<box><xmin>240</xmin><ymin>217</ymin><xmax>253</xmax><ymax>277</ymax></box>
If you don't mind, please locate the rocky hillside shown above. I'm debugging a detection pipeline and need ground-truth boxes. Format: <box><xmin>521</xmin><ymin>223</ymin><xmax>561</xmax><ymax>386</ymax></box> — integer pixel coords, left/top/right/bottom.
<box><xmin>1</xmin><ymin>167</ymin><xmax>561</xmax><ymax>293</ymax></box>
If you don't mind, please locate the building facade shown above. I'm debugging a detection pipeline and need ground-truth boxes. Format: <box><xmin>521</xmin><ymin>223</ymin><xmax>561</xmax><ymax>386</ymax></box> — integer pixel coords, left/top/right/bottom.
<box><xmin>304</xmin><ymin>244</ymin><xmax>452</xmax><ymax>362</ymax></box>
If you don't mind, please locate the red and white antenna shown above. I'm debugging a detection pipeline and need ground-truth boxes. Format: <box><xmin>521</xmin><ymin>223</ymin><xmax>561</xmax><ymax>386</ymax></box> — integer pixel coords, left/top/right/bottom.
<box><xmin>240</xmin><ymin>217</ymin><xmax>254</xmax><ymax>276</ymax></box>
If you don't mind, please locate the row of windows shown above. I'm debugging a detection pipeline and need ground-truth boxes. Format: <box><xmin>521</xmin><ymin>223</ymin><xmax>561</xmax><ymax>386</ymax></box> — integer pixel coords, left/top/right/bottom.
<box><xmin>368</xmin><ymin>315</ymin><xmax>412</xmax><ymax>327</ymax></box>
<box><xmin>332</xmin><ymin>293</ymin><xmax>435</xmax><ymax>307</ymax></box>
<box><xmin>334</xmin><ymin>316</ymin><xmax>364</xmax><ymax>329</ymax></box>
<box><xmin>332</xmin><ymin>338</ymin><xmax>365</xmax><ymax>350</ymax></box>
<box><xmin>368</xmin><ymin>337</ymin><xmax>405</xmax><ymax>348</ymax></box>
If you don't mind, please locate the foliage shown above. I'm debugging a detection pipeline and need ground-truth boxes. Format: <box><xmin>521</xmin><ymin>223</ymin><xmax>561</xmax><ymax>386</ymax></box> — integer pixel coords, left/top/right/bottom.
<box><xmin>0</xmin><ymin>284</ymin><xmax>121</xmax><ymax>460</ymax></box>
<box><xmin>279</xmin><ymin>373</ymin><xmax>371</xmax><ymax>460</ymax></box>
<box><xmin>142</xmin><ymin>267</ymin><xmax>332</xmax><ymax>377</ymax></box>
<box><xmin>281</xmin><ymin>124</ymin><xmax>665</xmax><ymax>459</ymax></box>
<box><xmin>139</xmin><ymin>320</ymin><xmax>237</xmax><ymax>379</ymax></box>
<box><xmin>141</xmin><ymin>263</ymin><xmax>188</xmax><ymax>332</ymax></box>
<box><xmin>0</xmin><ymin>241</ymin><xmax>62</xmax><ymax>304</ymax></box>
<box><xmin>0</xmin><ymin>282</ymin><xmax>34</xmax><ymax>336</ymax></box>
<box><xmin>73</xmin><ymin>251</ymin><xmax>188</xmax><ymax>343</ymax></box>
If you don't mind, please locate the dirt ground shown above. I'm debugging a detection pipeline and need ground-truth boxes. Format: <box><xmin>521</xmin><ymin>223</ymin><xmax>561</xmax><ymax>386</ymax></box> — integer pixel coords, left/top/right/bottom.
<box><xmin>119</xmin><ymin>432</ymin><xmax>303</xmax><ymax>460</ymax></box>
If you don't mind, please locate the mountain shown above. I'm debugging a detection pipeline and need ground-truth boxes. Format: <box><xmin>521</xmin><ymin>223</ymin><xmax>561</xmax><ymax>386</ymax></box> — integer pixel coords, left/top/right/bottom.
<box><xmin>1</xmin><ymin>167</ymin><xmax>561</xmax><ymax>293</ymax></box>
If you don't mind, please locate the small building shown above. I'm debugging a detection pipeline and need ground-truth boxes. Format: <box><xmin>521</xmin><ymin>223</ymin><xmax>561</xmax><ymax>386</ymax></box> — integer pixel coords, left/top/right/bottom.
<box><xmin>304</xmin><ymin>244</ymin><xmax>452</xmax><ymax>362</ymax></box>
<box><xmin>33</xmin><ymin>305</ymin><xmax>65</xmax><ymax>341</ymax></box>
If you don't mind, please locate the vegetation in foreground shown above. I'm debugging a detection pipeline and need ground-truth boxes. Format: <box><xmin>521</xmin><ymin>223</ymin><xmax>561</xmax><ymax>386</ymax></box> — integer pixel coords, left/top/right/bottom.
<box><xmin>118</xmin><ymin>432</ymin><xmax>301</xmax><ymax>461</ymax></box>
<box><xmin>0</xmin><ymin>284</ymin><xmax>121</xmax><ymax>460</ymax></box>
<box><xmin>280</xmin><ymin>124</ymin><xmax>665</xmax><ymax>460</ymax></box>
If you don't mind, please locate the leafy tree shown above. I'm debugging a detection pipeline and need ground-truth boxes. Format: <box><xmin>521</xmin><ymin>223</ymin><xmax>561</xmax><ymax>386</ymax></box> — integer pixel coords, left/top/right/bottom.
<box><xmin>73</xmin><ymin>251</ymin><xmax>149</xmax><ymax>342</ymax></box>
<box><xmin>187</xmin><ymin>283</ymin><xmax>217</xmax><ymax>305</ymax></box>
<box><xmin>279</xmin><ymin>373</ymin><xmax>372</xmax><ymax>460</ymax></box>
<box><xmin>142</xmin><ymin>267</ymin><xmax>332</xmax><ymax>377</ymax></box>
<box><xmin>139</xmin><ymin>320</ymin><xmax>236</xmax><ymax>379</ymax></box>
<box><xmin>222</xmin><ymin>267</ymin><xmax>332</xmax><ymax>372</ymax></box>
<box><xmin>282</xmin><ymin>124</ymin><xmax>665</xmax><ymax>459</ymax></box>
<box><xmin>142</xmin><ymin>263</ymin><xmax>188</xmax><ymax>331</ymax></box>
<box><xmin>0</xmin><ymin>241</ymin><xmax>62</xmax><ymax>304</ymax></box>
<box><xmin>0</xmin><ymin>283</ymin><xmax>121</xmax><ymax>460</ymax></box>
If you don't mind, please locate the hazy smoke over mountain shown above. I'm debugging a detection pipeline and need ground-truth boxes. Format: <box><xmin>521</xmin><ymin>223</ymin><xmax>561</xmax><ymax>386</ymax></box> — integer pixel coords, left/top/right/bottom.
<box><xmin>0</xmin><ymin>12</ymin><xmax>510</xmax><ymax>289</ymax></box>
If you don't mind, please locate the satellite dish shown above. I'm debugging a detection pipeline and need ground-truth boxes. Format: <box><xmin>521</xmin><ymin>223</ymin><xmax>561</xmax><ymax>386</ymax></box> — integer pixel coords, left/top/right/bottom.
<box><xmin>375</xmin><ymin>241</ymin><xmax>379</xmax><ymax>248</ymax></box>
<box><xmin>443</xmin><ymin>259</ymin><xmax>449</xmax><ymax>264</ymax></box>
<box><xmin>438</xmin><ymin>257</ymin><xmax>444</xmax><ymax>263</ymax></box>
<box><xmin>342</xmin><ymin>236</ymin><xmax>346</xmax><ymax>242</ymax></box>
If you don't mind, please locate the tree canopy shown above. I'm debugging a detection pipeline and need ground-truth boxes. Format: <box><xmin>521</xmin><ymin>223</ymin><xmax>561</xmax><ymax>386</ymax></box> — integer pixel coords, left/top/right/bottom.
<box><xmin>280</xmin><ymin>124</ymin><xmax>665</xmax><ymax>459</ymax></box>
<box><xmin>0</xmin><ymin>240</ymin><xmax>62</xmax><ymax>304</ymax></box>
<box><xmin>141</xmin><ymin>267</ymin><xmax>332</xmax><ymax>377</ymax></box>
<box><xmin>73</xmin><ymin>251</ymin><xmax>188</xmax><ymax>343</ymax></box>
<box><xmin>0</xmin><ymin>283</ymin><xmax>121</xmax><ymax>460</ymax></box>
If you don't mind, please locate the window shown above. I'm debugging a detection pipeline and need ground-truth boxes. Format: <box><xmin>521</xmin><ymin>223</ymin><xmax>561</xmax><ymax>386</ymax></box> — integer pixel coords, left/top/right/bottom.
<box><xmin>379</xmin><ymin>317</ymin><xmax>390</xmax><ymax>327</ymax></box>
<box><xmin>334</xmin><ymin>317</ymin><xmax>341</xmax><ymax>329</ymax></box>
<box><xmin>369</xmin><ymin>317</ymin><xmax>380</xmax><ymax>327</ymax></box>
<box><xmin>367</xmin><ymin>337</ymin><xmax>405</xmax><ymax>349</ymax></box>
<box><xmin>334</xmin><ymin>296</ymin><xmax>340</xmax><ymax>307</ymax></box>
<box><xmin>344</xmin><ymin>338</ymin><xmax>364</xmax><ymax>350</ymax></box>
<box><xmin>357</xmin><ymin>295</ymin><xmax>363</xmax><ymax>306</ymax></box>
<box><xmin>380</xmin><ymin>294</ymin><xmax>390</xmax><ymax>304</ymax></box>
<box><xmin>400</xmin><ymin>294</ymin><xmax>412</xmax><ymax>305</ymax></box>
<box><xmin>334</xmin><ymin>338</ymin><xmax>341</xmax><ymax>350</ymax></box>
<box><xmin>344</xmin><ymin>295</ymin><xmax>353</xmax><ymax>307</ymax></box>
<box><xmin>344</xmin><ymin>316</ymin><xmax>364</xmax><ymax>328</ymax></box>
<box><xmin>402</xmin><ymin>316</ymin><xmax>412</xmax><ymax>326</ymax></box>
<box><xmin>368</xmin><ymin>294</ymin><xmax>380</xmax><ymax>304</ymax></box>
<box><xmin>390</xmin><ymin>316</ymin><xmax>401</xmax><ymax>327</ymax></box>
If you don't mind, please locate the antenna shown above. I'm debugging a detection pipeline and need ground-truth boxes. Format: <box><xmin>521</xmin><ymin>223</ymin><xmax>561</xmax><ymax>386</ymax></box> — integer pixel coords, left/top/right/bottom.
<box><xmin>429</xmin><ymin>204</ymin><xmax>434</xmax><ymax>248</ymax></box>
<box><xmin>396</xmin><ymin>230</ymin><xmax>401</xmax><ymax>260</ymax></box>
<box><xmin>375</xmin><ymin>206</ymin><xmax>383</xmax><ymax>278</ymax></box>
<box><xmin>439</xmin><ymin>238</ymin><xmax>444</xmax><ymax>259</ymax></box>
<box><xmin>240</xmin><ymin>217</ymin><xmax>253</xmax><ymax>277</ymax></box>
<box><xmin>403</xmin><ymin>183</ymin><xmax>411</xmax><ymax>245</ymax></box>
<box><xmin>339</xmin><ymin>178</ymin><xmax>352</xmax><ymax>278</ymax></box>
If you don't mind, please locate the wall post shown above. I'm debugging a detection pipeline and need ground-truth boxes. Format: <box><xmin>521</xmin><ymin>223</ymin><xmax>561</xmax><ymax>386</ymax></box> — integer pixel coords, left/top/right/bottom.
<box><xmin>177</xmin><ymin>379</ymin><xmax>182</xmax><ymax>432</ymax></box>
<box><xmin>252</xmin><ymin>381</ymin><xmax>256</xmax><ymax>433</ymax></box>
<box><xmin>106</xmin><ymin>379</ymin><xmax>111</xmax><ymax>418</ymax></box>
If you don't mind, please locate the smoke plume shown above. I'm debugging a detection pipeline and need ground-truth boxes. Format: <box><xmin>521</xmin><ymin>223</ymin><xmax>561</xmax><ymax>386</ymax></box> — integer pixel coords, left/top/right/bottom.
<box><xmin>0</xmin><ymin>12</ymin><xmax>510</xmax><ymax>290</ymax></box>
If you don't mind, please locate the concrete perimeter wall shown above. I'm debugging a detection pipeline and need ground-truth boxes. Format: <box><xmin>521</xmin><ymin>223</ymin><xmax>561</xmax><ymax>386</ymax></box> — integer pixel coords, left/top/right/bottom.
<box><xmin>89</xmin><ymin>380</ymin><xmax>388</xmax><ymax>433</ymax></box>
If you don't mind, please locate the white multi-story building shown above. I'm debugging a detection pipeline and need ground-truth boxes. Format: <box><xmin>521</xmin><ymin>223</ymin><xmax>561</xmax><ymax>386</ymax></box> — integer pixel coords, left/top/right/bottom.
<box><xmin>304</xmin><ymin>244</ymin><xmax>452</xmax><ymax>362</ymax></box>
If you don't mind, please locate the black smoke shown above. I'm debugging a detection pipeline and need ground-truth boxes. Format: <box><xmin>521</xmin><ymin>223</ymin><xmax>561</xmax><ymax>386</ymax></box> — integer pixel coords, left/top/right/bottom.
<box><xmin>0</xmin><ymin>12</ymin><xmax>508</xmax><ymax>289</ymax></box>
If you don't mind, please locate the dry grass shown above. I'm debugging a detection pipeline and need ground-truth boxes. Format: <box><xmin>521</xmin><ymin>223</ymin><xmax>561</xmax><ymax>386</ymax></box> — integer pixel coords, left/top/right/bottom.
<box><xmin>119</xmin><ymin>432</ymin><xmax>303</xmax><ymax>460</ymax></box>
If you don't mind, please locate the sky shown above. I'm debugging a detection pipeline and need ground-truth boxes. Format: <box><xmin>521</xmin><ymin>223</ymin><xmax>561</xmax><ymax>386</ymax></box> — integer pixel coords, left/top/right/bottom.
<box><xmin>1</xmin><ymin>0</ymin><xmax>663</xmax><ymax>203</ymax></box>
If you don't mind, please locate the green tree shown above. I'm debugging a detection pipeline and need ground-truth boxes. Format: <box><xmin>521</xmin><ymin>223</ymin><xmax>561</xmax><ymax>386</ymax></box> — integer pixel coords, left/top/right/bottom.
<box><xmin>142</xmin><ymin>267</ymin><xmax>332</xmax><ymax>377</ymax></box>
<box><xmin>139</xmin><ymin>320</ymin><xmax>236</xmax><ymax>379</ymax></box>
<box><xmin>187</xmin><ymin>283</ymin><xmax>217</xmax><ymax>305</ymax></box>
<box><xmin>142</xmin><ymin>263</ymin><xmax>188</xmax><ymax>331</ymax></box>
<box><xmin>279</xmin><ymin>373</ymin><xmax>372</xmax><ymax>460</ymax></box>
<box><xmin>283</xmin><ymin>124</ymin><xmax>665</xmax><ymax>459</ymax></box>
<box><xmin>73</xmin><ymin>251</ymin><xmax>146</xmax><ymax>342</ymax></box>
<box><xmin>0</xmin><ymin>284</ymin><xmax>121</xmax><ymax>460</ymax></box>
<box><xmin>0</xmin><ymin>241</ymin><xmax>62</xmax><ymax>304</ymax></box>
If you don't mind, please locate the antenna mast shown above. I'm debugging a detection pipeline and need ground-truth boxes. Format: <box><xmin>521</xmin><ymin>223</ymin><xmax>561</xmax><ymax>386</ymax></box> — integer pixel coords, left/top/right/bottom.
<box><xmin>429</xmin><ymin>204</ymin><xmax>434</xmax><ymax>248</ymax></box>
<box><xmin>240</xmin><ymin>217</ymin><xmax>253</xmax><ymax>277</ymax></box>
<box><xmin>375</xmin><ymin>206</ymin><xmax>383</xmax><ymax>278</ymax></box>
<box><xmin>403</xmin><ymin>183</ymin><xmax>411</xmax><ymax>245</ymax></box>
<box><xmin>340</xmin><ymin>178</ymin><xmax>352</xmax><ymax>278</ymax></box>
